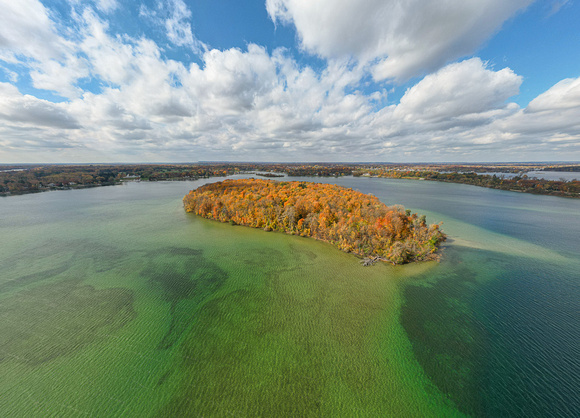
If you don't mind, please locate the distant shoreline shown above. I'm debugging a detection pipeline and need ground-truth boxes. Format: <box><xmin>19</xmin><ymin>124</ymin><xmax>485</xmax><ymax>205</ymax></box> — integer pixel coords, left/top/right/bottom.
<box><xmin>1</xmin><ymin>163</ymin><xmax>578</xmax><ymax>198</ymax></box>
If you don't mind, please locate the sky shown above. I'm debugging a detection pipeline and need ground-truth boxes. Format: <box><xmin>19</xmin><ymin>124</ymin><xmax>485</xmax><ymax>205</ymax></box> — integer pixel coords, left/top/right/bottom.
<box><xmin>0</xmin><ymin>0</ymin><xmax>579</xmax><ymax>163</ymax></box>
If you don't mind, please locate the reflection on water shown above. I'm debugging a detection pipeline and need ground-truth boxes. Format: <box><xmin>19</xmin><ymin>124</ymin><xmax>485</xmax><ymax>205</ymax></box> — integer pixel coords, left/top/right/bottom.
<box><xmin>0</xmin><ymin>177</ymin><xmax>578</xmax><ymax>416</ymax></box>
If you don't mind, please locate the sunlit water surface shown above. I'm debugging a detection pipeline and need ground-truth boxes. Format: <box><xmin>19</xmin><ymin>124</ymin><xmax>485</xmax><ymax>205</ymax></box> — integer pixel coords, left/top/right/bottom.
<box><xmin>0</xmin><ymin>176</ymin><xmax>578</xmax><ymax>417</ymax></box>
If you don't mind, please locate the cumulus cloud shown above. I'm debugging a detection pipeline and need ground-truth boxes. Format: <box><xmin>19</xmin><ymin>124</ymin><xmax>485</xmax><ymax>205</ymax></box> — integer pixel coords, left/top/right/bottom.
<box><xmin>0</xmin><ymin>0</ymin><xmax>204</xmax><ymax>98</ymax></box>
<box><xmin>0</xmin><ymin>82</ymin><xmax>80</xmax><ymax>129</ymax></box>
<box><xmin>54</xmin><ymin>39</ymin><xmax>371</xmax><ymax>159</ymax></box>
<box><xmin>499</xmin><ymin>77</ymin><xmax>580</xmax><ymax>138</ymax></box>
<box><xmin>0</xmin><ymin>0</ymin><xmax>71</xmax><ymax>63</ymax></box>
<box><xmin>79</xmin><ymin>9</ymin><xmax>140</xmax><ymax>86</ymax></box>
<box><xmin>526</xmin><ymin>78</ymin><xmax>580</xmax><ymax>113</ymax></box>
<box><xmin>266</xmin><ymin>0</ymin><xmax>533</xmax><ymax>81</ymax></box>
<box><xmin>394</xmin><ymin>58</ymin><xmax>521</xmax><ymax>123</ymax></box>
<box><xmin>0</xmin><ymin>0</ymin><xmax>90</xmax><ymax>98</ymax></box>
<box><xmin>30</xmin><ymin>55</ymin><xmax>89</xmax><ymax>98</ymax></box>
<box><xmin>175</xmin><ymin>45</ymin><xmax>370</xmax><ymax>157</ymax></box>
<box><xmin>346</xmin><ymin>60</ymin><xmax>523</xmax><ymax>159</ymax></box>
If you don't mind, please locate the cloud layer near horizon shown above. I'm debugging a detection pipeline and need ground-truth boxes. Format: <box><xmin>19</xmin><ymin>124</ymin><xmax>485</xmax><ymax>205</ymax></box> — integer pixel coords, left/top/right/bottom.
<box><xmin>0</xmin><ymin>0</ymin><xmax>578</xmax><ymax>163</ymax></box>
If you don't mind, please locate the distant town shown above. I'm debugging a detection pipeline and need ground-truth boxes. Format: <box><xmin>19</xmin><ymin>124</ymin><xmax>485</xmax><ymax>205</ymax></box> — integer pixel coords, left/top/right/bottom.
<box><xmin>1</xmin><ymin>162</ymin><xmax>579</xmax><ymax>198</ymax></box>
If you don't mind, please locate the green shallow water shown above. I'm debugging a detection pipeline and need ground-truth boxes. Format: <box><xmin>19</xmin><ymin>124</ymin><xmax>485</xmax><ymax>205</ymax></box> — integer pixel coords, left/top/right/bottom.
<box><xmin>0</xmin><ymin>177</ymin><xmax>578</xmax><ymax>416</ymax></box>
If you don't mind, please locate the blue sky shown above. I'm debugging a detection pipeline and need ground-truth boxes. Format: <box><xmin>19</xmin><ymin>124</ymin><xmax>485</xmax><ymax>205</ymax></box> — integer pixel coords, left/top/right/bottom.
<box><xmin>0</xmin><ymin>0</ymin><xmax>579</xmax><ymax>163</ymax></box>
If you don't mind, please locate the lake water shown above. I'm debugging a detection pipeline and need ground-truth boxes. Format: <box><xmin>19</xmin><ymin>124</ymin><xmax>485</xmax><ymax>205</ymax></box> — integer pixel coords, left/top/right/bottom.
<box><xmin>475</xmin><ymin>171</ymin><xmax>579</xmax><ymax>181</ymax></box>
<box><xmin>0</xmin><ymin>176</ymin><xmax>578</xmax><ymax>417</ymax></box>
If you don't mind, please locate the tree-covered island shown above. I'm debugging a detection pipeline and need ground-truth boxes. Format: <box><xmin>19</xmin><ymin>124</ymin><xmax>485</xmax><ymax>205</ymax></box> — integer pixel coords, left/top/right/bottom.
<box><xmin>183</xmin><ymin>179</ymin><xmax>446</xmax><ymax>265</ymax></box>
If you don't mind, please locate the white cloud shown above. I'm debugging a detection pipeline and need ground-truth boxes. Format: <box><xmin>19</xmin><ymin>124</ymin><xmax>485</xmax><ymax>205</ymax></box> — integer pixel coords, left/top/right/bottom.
<box><xmin>359</xmin><ymin>59</ymin><xmax>523</xmax><ymax>154</ymax></box>
<box><xmin>184</xmin><ymin>45</ymin><xmax>279</xmax><ymax>114</ymax></box>
<box><xmin>95</xmin><ymin>0</ymin><xmax>118</xmax><ymax>13</ymax></box>
<box><xmin>66</xmin><ymin>0</ymin><xmax>119</xmax><ymax>14</ymax></box>
<box><xmin>0</xmin><ymin>82</ymin><xmax>80</xmax><ymax>129</ymax></box>
<box><xmin>526</xmin><ymin>77</ymin><xmax>580</xmax><ymax>113</ymax></box>
<box><xmin>0</xmin><ymin>0</ymin><xmax>203</xmax><ymax>98</ymax></box>
<box><xmin>394</xmin><ymin>58</ymin><xmax>521</xmax><ymax>123</ymax></box>
<box><xmin>0</xmin><ymin>0</ymin><xmax>71</xmax><ymax>63</ymax></box>
<box><xmin>139</xmin><ymin>0</ymin><xmax>205</xmax><ymax>53</ymax></box>
<box><xmin>548</xmin><ymin>0</ymin><xmax>570</xmax><ymax>16</ymax></box>
<box><xmin>165</xmin><ymin>0</ymin><xmax>197</xmax><ymax>49</ymax></box>
<box><xmin>0</xmin><ymin>0</ymin><xmax>90</xmax><ymax>98</ymax></box>
<box><xmin>499</xmin><ymin>77</ymin><xmax>580</xmax><ymax>137</ymax></box>
<box><xmin>79</xmin><ymin>9</ymin><xmax>138</xmax><ymax>86</ymax></box>
<box><xmin>57</xmin><ymin>41</ymin><xmax>372</xmax><ymax>159</ymax></box>
<box><xmin>267</xmin><ymin>0</ymin><xmax>533</xmax><ymax>81</ymax></box>
<box><xmin>1</xmin><ymin>66</ymin><xmax>18</xmax><ymax>82</ymax></box>
<box><xmin>30</xmin><ymin>55</ymin><xmax>89</xmax><ymax>98</ymax></box>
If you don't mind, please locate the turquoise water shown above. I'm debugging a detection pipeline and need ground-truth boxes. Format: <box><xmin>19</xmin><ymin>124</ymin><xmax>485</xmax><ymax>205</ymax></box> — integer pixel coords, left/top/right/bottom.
<box><xmin>0</xmin><ymin>176</ymin><xmax>578</xmax><ymax>416</ymax></box>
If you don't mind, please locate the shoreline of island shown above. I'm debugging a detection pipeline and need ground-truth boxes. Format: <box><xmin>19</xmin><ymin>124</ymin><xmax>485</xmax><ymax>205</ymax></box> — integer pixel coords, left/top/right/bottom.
<box><xmin>183</xmin><ymin>179</ymin><xmax>446</xmax><ymax>265</ymax></box>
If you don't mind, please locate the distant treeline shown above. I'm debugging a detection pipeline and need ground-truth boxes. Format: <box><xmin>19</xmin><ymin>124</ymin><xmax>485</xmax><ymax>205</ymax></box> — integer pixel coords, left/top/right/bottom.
<box><xmin>184</xmin><ymin>179</ymin><xmax>446</xmax><ymax>264</ymax></box>
<box><xmin>285</xmin><ymin>165</ymin><xmax>356</xmax><ymax>176</ymax></box>
<box><xmin>0</xmin><ymin>164</ymin><xmax>249</xmax><ymax>195</ymax></box>
<box><xmin>364</xmin><ymin>170</ymin><xmax>580</xmax><ymax>198</ymax></box>
<box><xmin>541</xmin><ymin>165</ymin><xmax>580</xmax><ymax>172</ymax></box>
<box><xmin>1</xmin><ymin>162</ymin><xmax>578</xmax><ymax>198</ymax></box>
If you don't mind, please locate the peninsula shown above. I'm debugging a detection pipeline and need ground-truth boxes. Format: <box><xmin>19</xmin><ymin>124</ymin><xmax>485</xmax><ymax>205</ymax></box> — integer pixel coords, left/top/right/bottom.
<box><xmin>183</xmin><ymin>179</ymin><xmax>446</xmax><ymax>264</ymax></box>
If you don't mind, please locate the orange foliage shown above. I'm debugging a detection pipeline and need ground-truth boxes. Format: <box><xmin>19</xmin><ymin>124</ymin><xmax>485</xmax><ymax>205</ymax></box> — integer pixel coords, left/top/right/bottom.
<box><xmin>183</xmin><ymin>179</ymin><xmax>446</xmax><ymax>264</ymax></box>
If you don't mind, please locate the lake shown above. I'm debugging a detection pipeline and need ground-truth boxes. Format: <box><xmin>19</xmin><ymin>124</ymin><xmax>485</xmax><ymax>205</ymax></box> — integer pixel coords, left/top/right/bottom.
<box><xmin>0</xmin><ymin>176</ymin><xmax>578</xmax><ymax>417</ymax></box>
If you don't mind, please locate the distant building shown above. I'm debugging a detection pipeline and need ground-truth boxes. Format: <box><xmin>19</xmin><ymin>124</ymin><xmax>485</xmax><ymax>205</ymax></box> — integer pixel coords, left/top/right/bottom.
<box><xmin>121</xmin><ymin>175</ymin><xmax>141</xmax><ymax>181</ymax></box>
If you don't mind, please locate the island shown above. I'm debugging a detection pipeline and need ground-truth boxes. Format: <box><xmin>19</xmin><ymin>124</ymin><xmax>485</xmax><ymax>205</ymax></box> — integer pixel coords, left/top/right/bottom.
<box><xmin>183</xmin><ymin>179</ymin><xmax>446</xmax><ymax>265</ymax></box>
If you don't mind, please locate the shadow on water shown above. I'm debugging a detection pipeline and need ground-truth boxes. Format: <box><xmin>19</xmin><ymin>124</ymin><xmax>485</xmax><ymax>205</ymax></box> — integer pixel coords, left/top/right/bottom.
<box><xmin>0</xmin><ymin>279</ymin><xmax>136</xmax><ymax>366</ymax></box>
<box><xmin>141</xmin><ymin>246</ymin><xmax>228</xmax><ymax>350</ymax></box>
<box><xmin>0</xmin><ymin>265</ymin><xmax>70</xmax><ymax>294</ymax></box>
<box><xmin>0</xmin><ymin>238</ymin><xmax>130</xmax><ymax>295</ymax></box>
